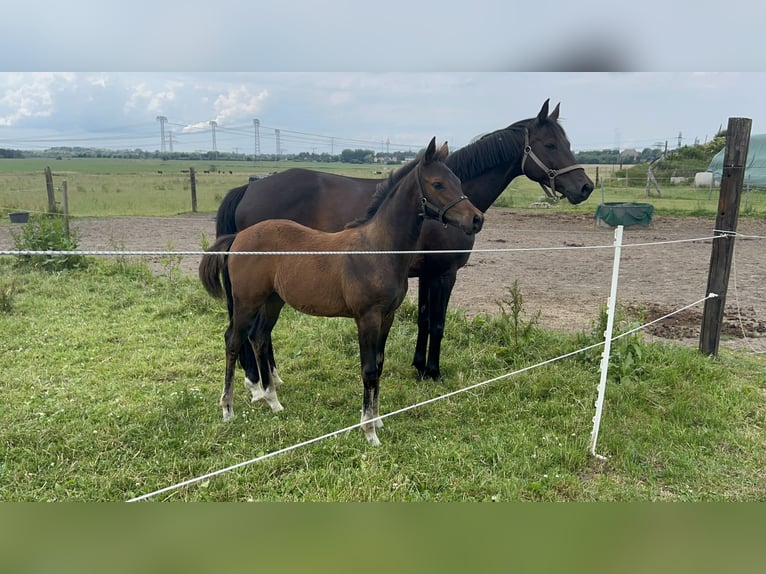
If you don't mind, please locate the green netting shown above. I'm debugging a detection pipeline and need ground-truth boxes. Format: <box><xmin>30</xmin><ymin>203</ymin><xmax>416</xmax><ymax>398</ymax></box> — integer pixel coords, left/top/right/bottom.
<box><xmin>708</xmin><ymin>133</ymin><xmax>766</xmax><ymax>187</ymax></box>
<box><xmin>595</xmin><ymin>202</ymin><xmax>654</xmax><ymax>227</ymax></box>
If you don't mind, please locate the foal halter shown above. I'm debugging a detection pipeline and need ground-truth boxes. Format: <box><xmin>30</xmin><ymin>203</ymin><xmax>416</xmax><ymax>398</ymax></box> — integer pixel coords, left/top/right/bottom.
<box><xmin>415</xmin><ymin>164</ymin><xmax>468</xmax><ymax>227</ymax></box>
<box><xmin>520</xmin><ymin>128</ymin><xmax>585</xmax><ymax>201</ymax></box>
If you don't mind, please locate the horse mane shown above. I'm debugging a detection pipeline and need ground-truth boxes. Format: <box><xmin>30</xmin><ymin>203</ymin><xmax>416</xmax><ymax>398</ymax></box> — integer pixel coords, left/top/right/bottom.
<box><xmin>344</xmin><ymin>152</ymin><xmax>423</xmax><ymax>229</ymax></box>
<box><xmin>446</xmin><ymin>116</ymin><xmax>550</xmax><ymax>180</ymax></box>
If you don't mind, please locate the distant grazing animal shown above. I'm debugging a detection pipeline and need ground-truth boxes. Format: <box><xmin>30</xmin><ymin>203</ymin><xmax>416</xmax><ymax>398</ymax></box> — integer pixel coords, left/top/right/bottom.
<box><xmin>199</xmin><ymin>138</ymin><xmax>484</xmax><ymax>445</ymax></box>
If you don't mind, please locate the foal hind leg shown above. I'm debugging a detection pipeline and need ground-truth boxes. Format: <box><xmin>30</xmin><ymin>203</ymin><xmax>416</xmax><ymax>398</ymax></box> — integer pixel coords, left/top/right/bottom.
<box><xmin>240</xmin><ymin>316</ymin><xmax>283</xmax><ymax>393</ymax></box>
<box><xmin>222</xmin><ymin>320</ymin><xmax>249</xmax><ymax>422</ymax></box>
<box><xmin>244</xmin><ymin>310</ymin><xmax>285</xmax><ymax>403</ymax></box>
<box><xmin>248</xmin><ymin>296</ymin><xmax>285</xmax><ymax>413</ymax></box>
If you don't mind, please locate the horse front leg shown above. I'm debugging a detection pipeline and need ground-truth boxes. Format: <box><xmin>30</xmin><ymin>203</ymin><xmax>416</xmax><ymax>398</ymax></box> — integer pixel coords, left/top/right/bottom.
<box><xmin>412</xmin><ymin>278</ymin><xmax>430</xmax><ymax>379</ymax></box>
<box><xmin>357</xmin><ymin>314</ymin><xmax>383</xmax><ymax>445</ymax></box>
<box><xmin>423</xmin><ymin>272</ymin><xmax>457</xmax><ymax>381</ymax></box>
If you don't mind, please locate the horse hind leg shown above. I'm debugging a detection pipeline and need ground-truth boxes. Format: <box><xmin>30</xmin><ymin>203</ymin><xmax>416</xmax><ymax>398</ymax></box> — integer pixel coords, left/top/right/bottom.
<box><xmin>248</xmin><ymin>297</ymin><xmax>285</xmax><ymax>413</ymax></box>
<box><xmin>239</xmin><ymin>312</ymin><xmax>284</xmax><ymax>400</ymax></box>
<box><xmin>267</xmin><ymin>338</ymin><xmax>285</xmax><ymax>387</ymax></box>
<box><xmin>222</xmin><ymin>323</ymin><xmax>243</xmax><ymax>421</ymax></box>
<box><xmin>246</xmin><ymin>360</ymin><xmax>284</xmax><ymax>414</ymax></box>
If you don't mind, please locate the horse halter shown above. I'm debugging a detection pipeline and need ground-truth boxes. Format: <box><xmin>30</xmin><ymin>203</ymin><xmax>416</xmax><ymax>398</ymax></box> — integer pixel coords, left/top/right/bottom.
<box><xmin>521</xmin><ymin>128</ymin><xmax>585</xmax><ymax>201</ymax></box>
<box><xmin>415</xmin><ymin>163</ymin><xmax>468</xmax><ymax>227</ymax></box>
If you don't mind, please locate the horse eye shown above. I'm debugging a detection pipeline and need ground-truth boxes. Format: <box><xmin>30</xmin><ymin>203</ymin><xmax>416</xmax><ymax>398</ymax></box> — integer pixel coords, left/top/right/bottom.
<box><xmin>545</xmin><ymin>143</ymin><xmax>556</xmax><ymax>150</ymax></box>
<box><xmin>432</xmin><ymin>181</ymin><xmax>444</xmax><ymax>190</ymax></box>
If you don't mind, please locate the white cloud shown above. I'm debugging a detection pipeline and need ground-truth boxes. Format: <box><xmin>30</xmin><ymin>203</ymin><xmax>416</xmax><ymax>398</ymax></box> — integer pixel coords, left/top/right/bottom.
<box><xmin>0</xmin><ymin>72</ymin><xmax>75</xmax><ymax>126</ymax></box>
<box><xmin>125</xmin><ymin>82</ymin><xmax>177</xmax><ymax>114</ymax></box>
<box><xmin>211</xmin><ymin>86</ymin><xmax>269</xmax><ymax>124</ymax></box>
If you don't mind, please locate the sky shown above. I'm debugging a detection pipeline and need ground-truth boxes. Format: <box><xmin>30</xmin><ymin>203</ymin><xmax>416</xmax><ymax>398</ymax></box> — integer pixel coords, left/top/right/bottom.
<box><xmin>1</xmin><ymin>73</ymin><xmax>763</xmax><ymax>156</ymax></box>
<box><xmin>1</xmin><ymin>0</ymin><xmax>763</xmax><ymax>156</ymax></box>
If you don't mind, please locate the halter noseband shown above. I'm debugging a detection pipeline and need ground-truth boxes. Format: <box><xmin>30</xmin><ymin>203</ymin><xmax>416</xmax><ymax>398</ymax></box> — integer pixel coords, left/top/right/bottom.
<box><xmin>415</xmin><ymin>163</ymin><xmax>468</xmax><ymax>227</ymax></box>
<box><xmin>520</xmin><ymin>128</ymin><xmax>585</xmax><ymax>201</ymax></box>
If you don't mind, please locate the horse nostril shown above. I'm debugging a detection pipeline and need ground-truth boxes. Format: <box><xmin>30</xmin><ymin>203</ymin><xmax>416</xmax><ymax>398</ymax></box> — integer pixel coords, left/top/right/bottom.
<box><xmin>473</xmin><ymin>214</ymin><xmax>484</xmax><ymax>232</ymax></box>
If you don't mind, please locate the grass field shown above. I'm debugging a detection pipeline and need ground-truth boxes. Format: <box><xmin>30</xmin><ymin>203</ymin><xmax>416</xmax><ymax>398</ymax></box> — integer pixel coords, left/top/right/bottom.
<box><xmin>0</xmin><ymin>257</ymin><xmax>764</xmax><ymax>501</ymax></box>
<box><xmin>1</xmin><ymin>158</ymin><xmax>765</xmax><ymax>501</ymax></box>
<box><xmin>1</xmin><ymin>158</ymin><xmax>764</xmax><ymax>219</ymax></box>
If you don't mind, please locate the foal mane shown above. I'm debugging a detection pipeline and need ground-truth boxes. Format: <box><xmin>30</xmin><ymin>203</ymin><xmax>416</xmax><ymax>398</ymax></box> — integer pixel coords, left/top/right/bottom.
<box><xmin>344</xmin><ymin>152</ymin><xmax>423</xmax><ymax>229</ymax></box>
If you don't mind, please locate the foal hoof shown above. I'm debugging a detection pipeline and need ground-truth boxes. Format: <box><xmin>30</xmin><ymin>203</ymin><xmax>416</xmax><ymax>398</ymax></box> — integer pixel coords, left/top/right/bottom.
<box><xmin>364</xmin><ymin>431</ymin><xmax>381</xmax><ymax>447</ymax></box>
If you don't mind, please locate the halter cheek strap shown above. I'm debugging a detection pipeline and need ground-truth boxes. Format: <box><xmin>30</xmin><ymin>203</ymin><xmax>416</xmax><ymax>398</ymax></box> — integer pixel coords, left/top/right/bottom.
<box><xmin>521</xmin><ymin>128</ymin><xmax>585</xmax><ymax>200</ymax></box>
<box><xmin>415</xmin><ymin>164</ymin><xmax>469</xmax><ymax>226</ymax></box>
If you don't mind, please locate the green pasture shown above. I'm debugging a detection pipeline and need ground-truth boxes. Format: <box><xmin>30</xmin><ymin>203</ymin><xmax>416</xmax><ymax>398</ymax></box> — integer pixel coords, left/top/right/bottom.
<box><xmin>1</xmin><ymin>158</ymin><xmax>765</xmax><ymax>501</ymax></box>
<box><xmin>0</xmin><ymin>256</ymin><xmax>764</xmax><ymax>501</ymax></box>
<box><xmin>0</xmin><ymin>158</ymin><xmax>390</xmax><ymax>218</ymax></box>
<box><xmin>1</xmin><ymin>159</ymin><xmax>764</xmax><ymax>219</ymax></box>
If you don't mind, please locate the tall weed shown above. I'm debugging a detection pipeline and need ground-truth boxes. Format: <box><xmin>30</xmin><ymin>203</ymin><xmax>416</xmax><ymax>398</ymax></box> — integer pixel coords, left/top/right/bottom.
<box><xmin>10</xmin><ymin>214</ymin><xmax>86</xmax><ymax>271</ymax></box>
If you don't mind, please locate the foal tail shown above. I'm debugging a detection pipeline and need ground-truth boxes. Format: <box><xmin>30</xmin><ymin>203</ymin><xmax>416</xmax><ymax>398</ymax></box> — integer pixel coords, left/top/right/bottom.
<box><xmin>199</xmin><ymin>234</ymin><xmax>237</xmax><ymax>300</ymax></box>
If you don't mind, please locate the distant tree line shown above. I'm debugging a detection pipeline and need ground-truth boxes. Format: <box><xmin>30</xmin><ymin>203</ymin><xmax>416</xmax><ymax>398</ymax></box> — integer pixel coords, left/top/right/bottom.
<box><xmin>1</xmin><ymin>134</ymin><xmax>726</xmax><ymax>169</ymax></box>
<box><xmin>573</xmin><ymin>147</ymin><xmax>663</xmax><ymax>165</ymax></box>
<box><xmin>0</xmin><ymin>148</ymin><xmax>24</xmax><ymax>158</ymax></box>
<box><xmin>0</xmin><ymin>146</ymin><xmax>418</xmax><ymax>164</ymax></box>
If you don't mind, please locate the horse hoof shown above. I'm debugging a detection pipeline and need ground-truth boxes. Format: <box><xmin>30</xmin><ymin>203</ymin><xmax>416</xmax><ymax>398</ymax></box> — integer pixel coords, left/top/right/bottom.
<box><xmin>416</xmin><ymin>368</ymin><xmax>442</xmax><ymax>382</ymax></box>
<box><xmin>222</xmin><ymin>407</ymin><xmax>234</xmax><ymax>422</ymax></box>
<box><xmin>365</xmin><ymin>432</ymin><xmax>381</xmax><ymax>446</ymax></box>
<box><xmin>425</xmin><ymin>367</ymin><xmax>442</xmax><ymax>381</ymax></box>
<box><xmin>269</xmin><ymin>402</ymin><xmax>284</xmax><ymax>413</ymax></box>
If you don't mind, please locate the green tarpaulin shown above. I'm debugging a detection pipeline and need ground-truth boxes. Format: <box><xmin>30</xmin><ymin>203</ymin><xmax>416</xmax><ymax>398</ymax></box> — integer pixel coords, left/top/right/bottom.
<box><xmin>708</xmin><ymin>133</ymin><xmax>766</xmax><ymax>187</ymax></box>
<box><xmin>595</xmin><ymin>202</ymin><xmax>654</xmax><ymax>227</ymax></box>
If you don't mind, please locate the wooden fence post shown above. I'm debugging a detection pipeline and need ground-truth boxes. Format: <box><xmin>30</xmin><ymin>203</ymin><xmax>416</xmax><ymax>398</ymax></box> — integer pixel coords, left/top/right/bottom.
<box><xmin>44</xmin><ymin>166</ymin><xmax>56</xmax><ymax>213</ymax></box>
<box><xmin>699</xmin><ymin>117</ymin><xmax>752</xmax><ymax>356</ymax></box>
<box><xmin>62</xmin><ymin>180</ymin><xmax>70</xmax><ymax>240</ymax></box>
<box><xmin>190</xmin><ymin>167</ymin><xmax>198</xmax><ymax>213</ymax></box>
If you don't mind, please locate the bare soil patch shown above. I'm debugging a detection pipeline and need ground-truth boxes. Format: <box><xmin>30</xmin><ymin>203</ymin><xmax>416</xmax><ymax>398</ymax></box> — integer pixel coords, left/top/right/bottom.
<box><xmin>3</xmin><ymin>209</ymin><xmax>765</xmax><ymax>352</ymax></box>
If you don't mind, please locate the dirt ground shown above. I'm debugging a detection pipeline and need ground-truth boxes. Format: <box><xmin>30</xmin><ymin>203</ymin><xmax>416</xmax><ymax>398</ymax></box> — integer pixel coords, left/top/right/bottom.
<box><xmin>2</xmin><ymin>209</ymin><xmax>765</xmax><ymax>352</ymax></box>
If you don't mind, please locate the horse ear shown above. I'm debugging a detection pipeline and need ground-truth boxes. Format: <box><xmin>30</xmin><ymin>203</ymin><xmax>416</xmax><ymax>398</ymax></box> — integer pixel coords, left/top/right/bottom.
<box><xmin>424</xmin><ymin>137</ymin><xmax>437</xmax><ymax>164</ymax></box>
<box><xmin>549</xmin><ymin>102</ymin><xmax>560</xmax><ymax>122</ymax></box>
<box><xmin>537</xmin><ymin>98</ymin><xmax>551</xmax><ymax>122</ymax></box>
<box><xmin>436</xmin><ymin>141</ymin><xmax>449</xmax><ymax>161</ymax></box>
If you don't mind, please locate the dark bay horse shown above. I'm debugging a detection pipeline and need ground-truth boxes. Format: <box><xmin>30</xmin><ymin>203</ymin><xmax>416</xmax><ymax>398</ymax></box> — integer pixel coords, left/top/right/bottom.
<box><xmin>199</xmin><ymin>138</ymin><xmax>483</xmax><ymax>445</ymax></box>
<box><xmin>215</xmin><ymin>99</ymin><xmax>594</xmax><ymax>381</ymax></box>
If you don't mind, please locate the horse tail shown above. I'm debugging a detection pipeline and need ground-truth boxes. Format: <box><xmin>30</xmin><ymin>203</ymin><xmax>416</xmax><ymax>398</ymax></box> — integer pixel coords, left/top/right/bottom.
<box><xmin>216</xmin><ymin>184</ymin><xmax>248</xmax><ymax>236</ymax></box>
<box><xmin>199</xmin><ymin>234</ymin><xmax>237</xmax><ymax>299</ymax></box>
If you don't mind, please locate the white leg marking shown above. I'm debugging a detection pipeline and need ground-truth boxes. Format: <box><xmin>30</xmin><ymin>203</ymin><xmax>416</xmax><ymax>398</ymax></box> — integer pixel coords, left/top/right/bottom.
<box><xmin>271</xmin><ymin>368</ymin><xmax>285</xmax><ymax>387</ymax></box>
<box><xmin>360</xmin><ymin>411</ymin><xmax>381</xmax><ymax>446</ymax></box>
<box><xmin>245</xmin><ymin>377</ymin><xmax>267</xmax><ymax>402</ymax></box>
<box><xmin>373</xmin><ymin>395</ymin><xmax>383</xmax><ymax>428</ymax></box>
<box><xmin>263</xmin><ymin>384</ymin><xmax>284</xmax><ymax>413</ymax></box>
<box><xmin>221</xmin><ymin>395</ymin><xmax>234</xmax><ymax>422</ymax></box>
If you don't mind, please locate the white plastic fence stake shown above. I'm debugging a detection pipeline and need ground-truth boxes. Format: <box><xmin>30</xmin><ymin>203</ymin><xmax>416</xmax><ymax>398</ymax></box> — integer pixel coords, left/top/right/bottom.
<box><xmin>589</xmin><ymin>225</ymin><xmax>624</xmax><ymax>459</ymax></box>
